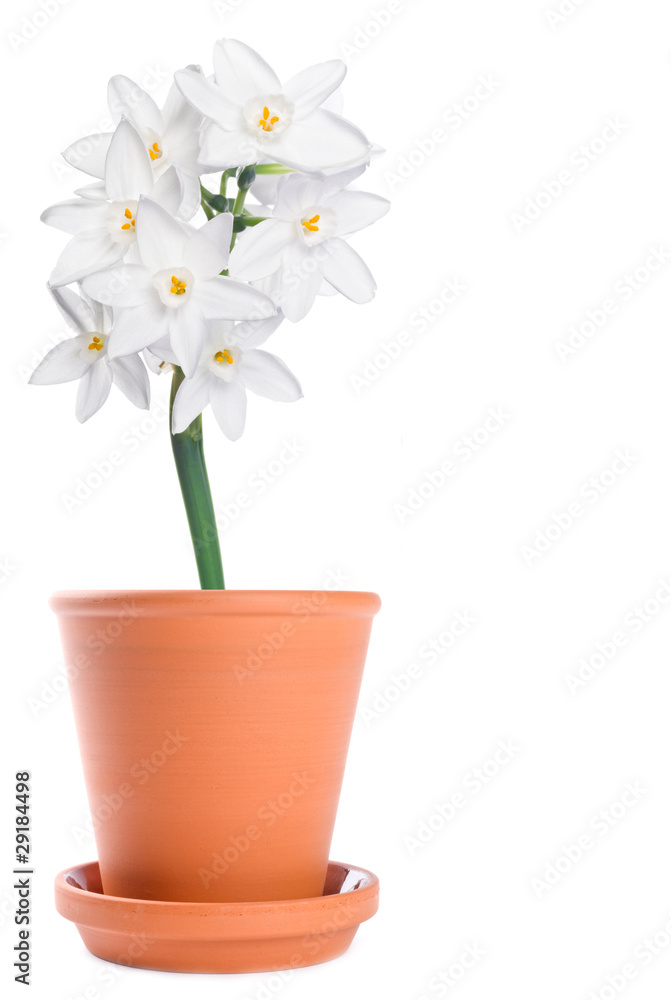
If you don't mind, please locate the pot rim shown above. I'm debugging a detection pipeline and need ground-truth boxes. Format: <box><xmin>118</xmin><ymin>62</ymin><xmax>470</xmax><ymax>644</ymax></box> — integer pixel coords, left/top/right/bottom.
<box><xmin>49</xmin><ymin>589</ymin><xmax>382</xmax><ymax>618</ymax></box>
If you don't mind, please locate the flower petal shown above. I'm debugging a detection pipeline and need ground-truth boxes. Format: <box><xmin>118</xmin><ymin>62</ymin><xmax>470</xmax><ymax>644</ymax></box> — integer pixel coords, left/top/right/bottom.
<box><xmin>283</xmin><ymin>60</ymin><xmax>346</xmax><ymax>119</ymax></box>
<box><xmin>82</xmin><ymin>264</ymin><xmax>154</xmax><ymax>307</ymax></box>
<box><xmin>271</xmin><ymin>109</ymin><xmax>371</xmax><ymax>172</ymax></box>
<box><xmin>110</xmin><ymin>353</ymin><xmax>150</xmax><ymax>409</ymax></box>
<box><xmin>238</xmin><ymin>349</ymin><xmax>302</xmax><ymax>401</ymax></box>
<box><xmin>321</xmin><ymin>237</ymin><xmax>376</xmax><ymax>303</ymax></box>
<box><xmin>169</xmin><ymin>300</ymin><xmax>209</xmax><ymax>378</ymax></box>
<box><xmin>229</xmin><ymin>313</ymin><xmax>284</xmax><ymax>349</ymax></box>
<box><xmin>49</xmin><ymin>230</ymin><xmax>126</xmax><ymax>288</ymax></box>
<box><xmin>274</xmin><ymin>241</ymin><xmax>323</xmax><ymax>321</ymax></box>
<box><xmin>135</xmin><ymin>196</ymin><xmax>190</xmax><ymax>273</ymax></box>
<box><xmin>184</xmin><ymin>213</ymin><xmax>232</xmax><ymax>277</ymax></box>
<box><xmin>178</xmin><ymin>173</ymin><xmax>202</xmax><ymax>222</ymax></box>
<box><xmin>174</xmin><ymin>68</ymin><xmax>241</xmax><ymax>126</ymax></box>
<box><xmin>75</xmin><ymin>360</ymin><xmax>113</xmax><ymax>422</ymax></box>
<box><xmin>197</xmin><ymin>276</ymin><xmax>276</xmax><ymax>322</ymax></box>
<box><xmin>29</xmin><ymin>338</ymin><xmax>88</xmax><ymax>385</ymax></box>
<box><xmin>105</xmin><ymin>298</ymin><xmax>168</xmax><ymax>359</ymax></box>
<box><xmin>105</xmin><ymin>118</ymin><xmax>154</xmax><ymax>202</ymax></box>
<box><xmin>172</xmin><ymin>371</ymin><xmax>213</xmax><ymax>433</ymax></box>
<box><xmin>151</xmin><ymin>165</ymin><xmax>184</xmax><ymax>217</ymax></box>
<box><xmin>209</xmin><ymin>379</ymin><xmax>247</xmax><ymax>441</ymax></box>
<box><xmin>229</xmin><ymin>219</ymin><xmax>293</xmax><ymax>281</ymax></box>
<box><xmin>198</xmin><ymin>122</ymin><xmax>257</xmax><ymax>170</ymax></box>
<box><xmin>213</xmin><ymin>39</ymin><xmax>280</xmax><ymax>105</ymax></box>
<box><xmin>74</xmin><ymin>180</ymin><xmax>108</xmax><ymax>200</ymax></box>
<box><xmin>40</xmin><ymin>198</ymin><xmax>108</xmax><ymax>235</ymax></box>
<box><xmin>327</xmin><ymin>190</ymin><xmax>390</xmax><ymax>237</ymax></box>
<box><xmin>162</xmin><ymin>73</ymin><xmax>205</xmax><ymax>136</ymax></box>
<box><xmin>49</xmin><ymin>286</ymin><xmax>97</xmax><ymax>335</ymax></box>
<box><xmin>108</xmin><ymin>75</ymin><xmax>163</xmax><ymax>133</ymax></box>
<box><xmin>62</xmin><ymin>134</ymin><xmax>112</xmax><ymax>178</ymax></box>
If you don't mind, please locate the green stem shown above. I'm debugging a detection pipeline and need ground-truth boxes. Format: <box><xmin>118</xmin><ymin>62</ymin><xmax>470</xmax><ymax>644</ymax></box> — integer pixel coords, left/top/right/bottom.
<box><xmin>254</xmin><ymin>163</ymin><xmax>294</xmax><ymax>175</ymax></box>
<box><xmin>169</xmin><ymin>367</ymin><xmax>224</xmax><ymax>590</ymax></box>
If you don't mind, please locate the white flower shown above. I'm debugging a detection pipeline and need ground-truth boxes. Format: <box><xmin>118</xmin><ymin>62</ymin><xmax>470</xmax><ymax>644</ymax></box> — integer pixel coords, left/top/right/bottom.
<box><xmin>81</xmin><ymin>196</ymin><xmax>276</xmax><ymax>377</ymax></box>
<box><xmin>29</xmin><ymin>287</ymin><xmax>150</xmax><ymax>423</ymax></box>
<box><xmin>171</xmin><ymin>315</ymin><xmax>301</xmax><ymax>440</ymax></box>
<box><xmin>229</xmin><ymin>167</ymin><xmax>390</xmax><ymax>321</ymax></box>
<box><xmin>62</xmin><ymin>74</ymin><xmax>204</xmax><ymax>220</ymax></box>
<box><xmin>175</xmin><ymin>39</ymin><xmax>372</xmax><ymax>174</ymax></box>
<box><xmin>42</xmin><ymin>119</ymin><xmax>183</xmax><ymax>288</ymax></box>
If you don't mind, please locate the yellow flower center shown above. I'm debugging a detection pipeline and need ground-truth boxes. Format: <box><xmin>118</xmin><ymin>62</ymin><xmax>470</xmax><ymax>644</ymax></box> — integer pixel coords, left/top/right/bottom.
<box><xmin>214</xmin><ymin>349</ymin><xmax>234</xmax><ymax>365</ymax></box>
<box><xmin>258</xmin><ymin>106</ymin><xmax>280</xmax><ymax>132</ymax></box>
<box><xmin>170</xmin><ymin>275</ymin><xmax>187</xmax><ymax>296</ymax></box>
<box><xmin>121</xmin><ymin>207</ymin><xmax>136</xmax><ymax>231</ymax></box>
<box><xmin>148</xmin><ymin>141</ymin><xmax>162</xmax><ymax>161</ymax></box>
<box><xmin>87</xmin><ymin>336</ymin><xmax>104</xmax><ymax>352</ymax></box>
<box><xmin>302</xmin><ymin>213</ymin><xmax>320</xmax><ymax>233</ymax></box>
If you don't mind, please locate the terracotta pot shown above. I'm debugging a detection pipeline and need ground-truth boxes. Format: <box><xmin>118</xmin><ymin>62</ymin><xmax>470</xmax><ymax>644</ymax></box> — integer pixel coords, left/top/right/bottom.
<box><xmin>50</xmin><ymin>590</ymin><xmax>380</xmax><ymax>904</ymax></box>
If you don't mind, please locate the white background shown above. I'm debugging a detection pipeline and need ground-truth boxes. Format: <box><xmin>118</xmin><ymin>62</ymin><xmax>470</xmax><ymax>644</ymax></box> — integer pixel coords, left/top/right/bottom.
<box><xmin>3</xmin><ymin>0</ymin><xmax>671</xmax><ymax>997</ymax></box>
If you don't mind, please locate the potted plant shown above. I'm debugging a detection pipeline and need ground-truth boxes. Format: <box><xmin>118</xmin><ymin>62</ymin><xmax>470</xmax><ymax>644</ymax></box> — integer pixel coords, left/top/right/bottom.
<box><xmin>35</xmin><ymin>37</ymin><xmax>389</xmax><ymax>973</ymax></box>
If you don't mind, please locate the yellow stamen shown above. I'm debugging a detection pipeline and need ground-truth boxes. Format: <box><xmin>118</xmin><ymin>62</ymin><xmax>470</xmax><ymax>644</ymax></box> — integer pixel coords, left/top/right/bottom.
<box><xmin>87</xmin><ymin>335</ymin><xmax>103</xmax><ymax>352</ymax></box>
<box><xmin>121</xmin><ymin>207</ymin><xmax>136</xmax><ymax>231</ymax></box>
<box><xmin>170</xmin><ymin>276</ymin><xmax>187</xmax><ymax>296</ymax></box>
<box><xmin>302</xmin><ymin>213</ymin><xmax>321</xmax><ymax>233</ymax></box>
<box><xmin>148</xmin><ymin>141</ymin><xmax>162</xmax><ymax>161</ymax></box>
<box><xmin>214</xmin><ymin>349</ymin><xmax>234</xmax><ymax>365</ymax></box>
<box><xmin>258</xmin><ymin>105</ymin><xmax>279</xmax><ymax>133</ymax></box>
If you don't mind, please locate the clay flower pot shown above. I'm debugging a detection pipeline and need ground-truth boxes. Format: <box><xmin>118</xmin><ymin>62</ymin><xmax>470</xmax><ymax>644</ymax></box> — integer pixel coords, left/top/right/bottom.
<box><xmin>50</xmin><ymin>589</ymin><xmax>380</xmax><ymax>905</ymax></box>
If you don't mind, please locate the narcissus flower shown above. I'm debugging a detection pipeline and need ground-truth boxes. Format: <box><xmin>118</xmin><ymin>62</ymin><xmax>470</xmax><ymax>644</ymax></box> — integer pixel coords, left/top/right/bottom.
<box><xmin>81</xmin><ymin>197</ymin><xmax>276</xmax><ymax>377</ymax></box>
<box><xmin>43</xmin><ymin>119</ymin><xmax>183</xmax><ymax>288</ymax></box>
<box><xmin>170</xmin><ymin>315</ymin><xmax>301</xmax><ymax>439</ymax></box>
<box><xmin>229</xmin><ymin>167</ymin><xmax>390</xmax><ymax>321</ymax></box>
<box><xmin>29</xmin><ymin>287</ymin><xmax>150</xmax><ymax>422</ymax></box>
<box><xmin>175</xmin><ymin>39</ymin><xmax>372</xmax><ymax>173</ymax></box>
<box><xmin>62</xmin><ymin>74</ymin><xmax>204</xmax><ymax>220</ymax></box>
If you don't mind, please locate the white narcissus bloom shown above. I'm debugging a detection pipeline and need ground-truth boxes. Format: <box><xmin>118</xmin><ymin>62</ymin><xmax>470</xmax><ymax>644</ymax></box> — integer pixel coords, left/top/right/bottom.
<box><xmin>170</xmin><ymin>315</ymin><xmax>301</xmax><ymax>440</ymax></box>
<box><xmin>175</xmin><ymin>39</ymin><xmax>372</xmax><ymax>174</ymax></box>
<box><xmin>62</xmin><ymin>74</ymin><xmax>204</xmax><ymax>220</ymax></box>
<box><xmin>29</xmin><ymin>287</ymin><xmax>150</xmax><ymax>423</ymax></box>
<box><xmin>42</xmin><ymin>119</ymin><xmax>183</xmax><ymax>288</ymax></box>
<box><xmin>81</xmin><ymin>197</ymin><xmax>276</xmax><ymax>378</ymax></box>
<box><xmin>229</xmin><ymin>167</ymin><xmax>390</xmax><ymax>321</ymax></box>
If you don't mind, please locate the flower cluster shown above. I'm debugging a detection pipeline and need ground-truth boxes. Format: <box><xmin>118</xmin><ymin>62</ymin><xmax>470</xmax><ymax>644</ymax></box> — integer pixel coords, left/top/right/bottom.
<box><xmin>32</xmin><ymin>38</ymin><xmax>390</xmax><ymax>439</ymax></box>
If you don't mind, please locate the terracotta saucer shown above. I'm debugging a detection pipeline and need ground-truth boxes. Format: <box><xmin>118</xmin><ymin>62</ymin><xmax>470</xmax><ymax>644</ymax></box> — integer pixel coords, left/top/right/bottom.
<box><xmin>54</xmin><ymin>860</ymin><xmax>379</xmax><ymax>974</ymax></box>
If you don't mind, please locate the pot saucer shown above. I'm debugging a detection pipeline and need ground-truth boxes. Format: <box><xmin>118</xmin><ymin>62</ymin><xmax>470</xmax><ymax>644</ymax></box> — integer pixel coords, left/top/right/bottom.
<box><xmin>55</xmin><ymin>860</ymin><xmax>379</xmax><ymax>974</ymax></box>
